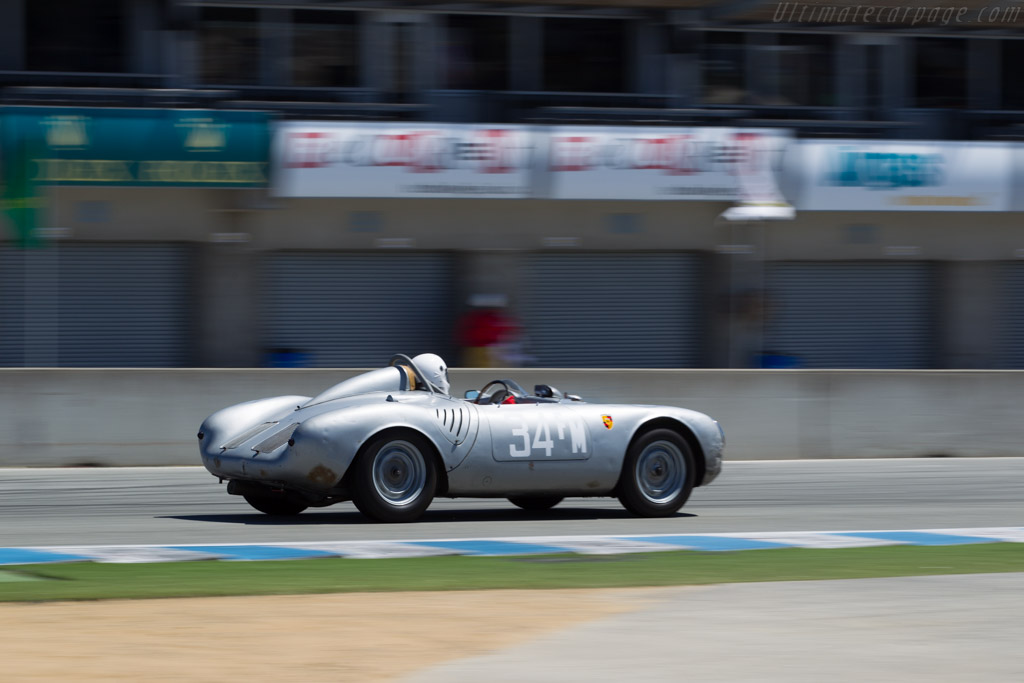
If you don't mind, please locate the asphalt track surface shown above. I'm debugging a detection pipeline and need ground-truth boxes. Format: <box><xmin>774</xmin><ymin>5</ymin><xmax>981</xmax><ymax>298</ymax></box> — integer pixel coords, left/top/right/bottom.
<box><xmin>2</xmin><ymin>458</ymin><xmax>1023</xmax><ymax>547</ymax></box>
<box><xmin>4</xmin><ymin>459</ymin><xmax>1023</xmax><ymax>682</ymax></box>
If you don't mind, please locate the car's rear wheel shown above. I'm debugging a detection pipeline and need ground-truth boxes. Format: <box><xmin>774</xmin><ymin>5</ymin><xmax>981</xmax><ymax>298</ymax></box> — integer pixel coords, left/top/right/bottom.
<box><xmin>617</xmin><ymin>428</ymin><xmax>695</xmax><ymax>517</ymax></box>
<box><xmin>242</xmin><ymin>494</ymin><xmax>308</xmax><ymax>516</ymax></box>
<box><xmin>352</xmin><ymin>431</ymin><xmax>437</xmax><ymax>523</ymax></box>
<box><xmin>507</xmin><ymin>495</ymin><xmax>564</xmax><ymax>511</ymax></box>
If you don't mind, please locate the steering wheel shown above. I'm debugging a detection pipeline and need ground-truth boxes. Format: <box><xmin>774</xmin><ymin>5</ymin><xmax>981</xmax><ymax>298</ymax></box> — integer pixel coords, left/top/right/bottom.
<box><xmin>475</xmin><ymin>380</ymin><xmax>511</xmax><ymax>405</ymax></box>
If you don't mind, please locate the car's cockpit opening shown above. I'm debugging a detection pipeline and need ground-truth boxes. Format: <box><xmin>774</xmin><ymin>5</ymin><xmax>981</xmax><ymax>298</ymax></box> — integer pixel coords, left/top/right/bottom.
<box><xmin>390</xmin><ymin>353</ymin><xmax>450</xmax><ymax>396</ymax></box>
<box><xmin>468</xmin><ymin>380</ymin><xmax>580</xmax><ymax>405</ymax></box>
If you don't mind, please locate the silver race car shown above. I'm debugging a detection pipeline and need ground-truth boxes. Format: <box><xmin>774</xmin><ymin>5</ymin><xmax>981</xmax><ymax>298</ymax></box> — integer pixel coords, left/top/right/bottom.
<box><xmin>198</xmin><ymin>353</ymin><xmax>724</xmax><ymax>522</ymax></box>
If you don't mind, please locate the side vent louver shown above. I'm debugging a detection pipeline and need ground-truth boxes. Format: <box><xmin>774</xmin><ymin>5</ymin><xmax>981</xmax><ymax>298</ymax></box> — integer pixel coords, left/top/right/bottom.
<box><xmin>434</xmin><ymin>406</ymin><xmax>471</xmax><ymax>445</ymax></box>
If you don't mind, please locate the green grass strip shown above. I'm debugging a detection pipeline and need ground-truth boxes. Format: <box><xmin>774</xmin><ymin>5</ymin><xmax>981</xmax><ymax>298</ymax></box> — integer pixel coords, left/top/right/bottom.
<box><xmin>1</xmin><ymin>543</ymin><xmax>1022</xmax><ymax>603</ymax></box>
<box><xmin>0</xmin><ymin>570</ymin><xmax>44</xmax><ymax>583</ymax></box>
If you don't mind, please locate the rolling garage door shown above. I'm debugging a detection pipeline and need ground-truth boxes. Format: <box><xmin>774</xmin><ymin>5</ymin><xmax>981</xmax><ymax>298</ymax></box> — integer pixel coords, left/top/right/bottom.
<box><xmin>521</xmin><ymin>253</ymin><xmax>704</xmax><ymax>368</ymax></box>
<box><xmin>263</xmin><ymin>252</ymin><xmax>455</xmax><ymax>367</ymax></box>
<box><xmin>764</xmin><ymin>262</ymin><xmax>934</xmax><ymax>368</ymax></box>
<box><xmin>996</xmin><ymin>262</ymin><xmax>1024</xmax><ymax>368</ymax></box>
<box><xmin>0</xmin><ymin>244</ymin><xmax>191</xmax><ymax>367</ymax></box>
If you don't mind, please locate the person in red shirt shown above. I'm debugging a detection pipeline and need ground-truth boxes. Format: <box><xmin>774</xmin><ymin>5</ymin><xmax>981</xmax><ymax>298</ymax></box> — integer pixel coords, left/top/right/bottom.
<box><xmin>456</xmin><ymin>294</ymin><xmax>522</xmax><ymax>368</ymax></box>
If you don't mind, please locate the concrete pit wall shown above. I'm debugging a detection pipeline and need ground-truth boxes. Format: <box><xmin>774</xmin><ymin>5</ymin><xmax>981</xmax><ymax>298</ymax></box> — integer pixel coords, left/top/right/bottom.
<box><xmin>1</xmin><ymin>369</ymin><xmax>1021</xmax><ymax>467</ymax></box>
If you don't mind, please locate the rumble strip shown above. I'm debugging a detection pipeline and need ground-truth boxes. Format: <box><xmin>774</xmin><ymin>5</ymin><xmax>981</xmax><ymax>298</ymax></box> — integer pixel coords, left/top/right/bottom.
<box><xmin>1</xmin><ymin>527</ymin><xmax>1023</xmax><ymax>565</ymax></box>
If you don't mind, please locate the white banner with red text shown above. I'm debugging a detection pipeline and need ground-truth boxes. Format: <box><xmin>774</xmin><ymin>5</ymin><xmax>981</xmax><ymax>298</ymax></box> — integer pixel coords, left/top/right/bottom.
<box><xmin>544</xmin><ymin>126</ymin><xmax>791</xmax><ymax>202</ymax></box>
<box><xmin>271</xmin><ymin>122</ymin><xmax>534</xmax><ymax>198</ymax></box>
<box><xmin>271</xmin><ymin>122</ymin><xmax>793</xmax><ymax>202</ymax></box>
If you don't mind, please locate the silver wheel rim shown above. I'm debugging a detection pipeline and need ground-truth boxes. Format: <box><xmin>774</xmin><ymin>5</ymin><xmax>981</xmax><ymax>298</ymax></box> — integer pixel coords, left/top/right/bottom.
<box><xmin>635</xmin><ymin>440</ymin><xmax>686</xmax><ymax>504</ymax></box>
<box><xmin>372</xmin><ymin>440</ymin><xmax>427</xmax><ymax>507</ymax></box>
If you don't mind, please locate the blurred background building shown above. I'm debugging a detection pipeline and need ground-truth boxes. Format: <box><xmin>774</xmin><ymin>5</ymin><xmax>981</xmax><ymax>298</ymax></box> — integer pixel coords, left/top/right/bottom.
<box><xmin>2</xmin><ymin>0</ymin><xmax>1024</xmax><ymax>369</ymax></box>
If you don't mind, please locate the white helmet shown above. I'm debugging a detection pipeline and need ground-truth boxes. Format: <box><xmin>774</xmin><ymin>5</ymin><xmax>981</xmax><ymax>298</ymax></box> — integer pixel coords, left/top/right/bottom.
<box><xmin>413</xmin><ymin>353</ymin><xmax>450</xmax><ymax>395</ymax></box>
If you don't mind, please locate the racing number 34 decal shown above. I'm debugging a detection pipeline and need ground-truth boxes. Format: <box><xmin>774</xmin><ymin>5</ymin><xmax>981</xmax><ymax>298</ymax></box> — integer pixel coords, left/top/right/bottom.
<box><xmin>490</xmin><ymin>409</ymin><xmax>591</xmax><ymax>462</ymax></box>
<box><xmin>509</xmin><ymin>419</ymin><xmax>587</xmax><ymax>458</ymax></box>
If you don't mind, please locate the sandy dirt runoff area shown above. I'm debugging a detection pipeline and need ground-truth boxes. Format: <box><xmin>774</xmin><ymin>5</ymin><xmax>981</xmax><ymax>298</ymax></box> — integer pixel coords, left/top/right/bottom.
<box><xmin>1</xmin><ymin>588</ymin><xmax>660</xmax><ymax>681</ymax></box>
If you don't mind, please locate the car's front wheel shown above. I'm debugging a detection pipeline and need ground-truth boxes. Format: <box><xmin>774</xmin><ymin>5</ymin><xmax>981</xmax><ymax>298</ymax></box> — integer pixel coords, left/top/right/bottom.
<box><xmin>352</xmin><ymin>431</ymin><xmax>437</xmax><ymax>523</ymax></box>
<box><xmin>242</xmin><ymin>494</ymin><xmax>308</xmax><ymax>516</ymax></box>
<box><xmin>617</xmin><ymin>428</ymin><xmax>695</xmax><ymax>517</ymax></box>
<box><xmin>507</xmin><ymin>495</ymin><xmax>563</xmax><ymax>511</ymax></box>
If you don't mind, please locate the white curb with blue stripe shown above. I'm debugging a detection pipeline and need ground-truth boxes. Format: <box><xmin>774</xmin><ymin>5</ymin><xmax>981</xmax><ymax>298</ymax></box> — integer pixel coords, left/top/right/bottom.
<box><xmin>1</xmin><ymin>527</ymin><xmax>1022</xmax><ymax>565</ymax></box>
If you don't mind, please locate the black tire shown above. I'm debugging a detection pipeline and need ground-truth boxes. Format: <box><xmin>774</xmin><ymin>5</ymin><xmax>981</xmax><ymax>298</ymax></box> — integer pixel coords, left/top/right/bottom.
<box><xmin>243</xmin><ymin>494</ymin><xmax>308</xmax><ymax>516</ymax></box>
<box><xmin>351</xmin><ymin>431</ymin><xmax>437</xmax><ymax>523</ymax></box>
<box><xmin>617</xmin><ymin>428</ymin><xmax>696</xmax><ymax>517</ymax></box>
<box><xmin>507</xmin><ymin>495</ymin><xmax>564</xmax><ymax>511</ymax></box>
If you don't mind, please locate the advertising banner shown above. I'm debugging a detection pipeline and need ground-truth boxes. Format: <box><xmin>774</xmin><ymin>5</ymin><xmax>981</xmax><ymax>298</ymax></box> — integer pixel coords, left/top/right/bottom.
<box><xmin>272</xmin><ymin>122</ymin><xmax>533</xmax><ymax>198</ymax></box>
<box><xmin>0</xmin><ymin>107</ymin><xmax>270</xmax><ymax>187</ymax></box>
<box><xmin>790</xmin><ymin>141</ymin><xmax>1012</xmax><ymax>211</ymax></box>
<box><xmin>545</xmin><ymin>127</ymin><xmax>791</xmax><ymax>201</ymax></box>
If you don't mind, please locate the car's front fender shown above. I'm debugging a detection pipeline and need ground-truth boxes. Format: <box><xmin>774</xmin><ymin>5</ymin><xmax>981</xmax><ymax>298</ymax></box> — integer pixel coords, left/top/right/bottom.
<box><xmin>199</xmin><ymin>395</ymin><xmax>310</xmax><ymax>475</ymax></box>
<box><xmin>207</xmin><ymin>395</ymin><xmax>478</xmax><ymax>496</ymax></box>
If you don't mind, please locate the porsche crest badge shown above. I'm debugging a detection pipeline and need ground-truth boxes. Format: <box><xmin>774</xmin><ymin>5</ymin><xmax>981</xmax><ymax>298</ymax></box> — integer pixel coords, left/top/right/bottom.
<box><xmin>602</xmin><ymin>415</ymin><xmax>613</xmax><ymax>429</ymax></box>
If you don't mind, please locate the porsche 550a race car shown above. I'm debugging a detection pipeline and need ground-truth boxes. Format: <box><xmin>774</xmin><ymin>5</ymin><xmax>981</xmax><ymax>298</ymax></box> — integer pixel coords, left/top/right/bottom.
<box><xmin>198</xmin><ymin>353</ymin><xmax>724</xmax><ymax>522</ymax></box>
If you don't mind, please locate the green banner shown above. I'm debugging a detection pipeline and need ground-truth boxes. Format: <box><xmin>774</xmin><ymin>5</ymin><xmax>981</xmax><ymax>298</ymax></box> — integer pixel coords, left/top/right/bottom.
<box><xmin>0</xmin><ymin>107</ymin><xmax>270</xmax><ymax>187</ymax></box>
<box><xmin>1</xmin><ymin>134</ymin><xmax>44</xmax><ymax>248</ymax></box>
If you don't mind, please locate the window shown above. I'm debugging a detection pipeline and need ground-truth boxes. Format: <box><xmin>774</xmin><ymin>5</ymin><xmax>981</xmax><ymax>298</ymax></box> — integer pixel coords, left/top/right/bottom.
<box><xmin>915</xmin><ymin>38</ymin><xmax>967</xmax><ymax>108</ymax></box>
<box><xmin>26</xmin><ymin>0</ymin><xmax>125</xmax><ymax>72</ymax></box>
<box><xmin>864</xmin><ymin>44</ymin><xmax>884</xmax><ymax>116</ymax></box>
<box><xmin>778</xmin><ymin>34</ymin><xmax>834</xmax><ymax>106</ymax></box>
<box><xmin>292</xmin><ymin>11</ymin><xmax>360</xmax><ymax>88</ymax></box>
<box><xmin>444</xmin><ymin>15</ymin><xmax>508</xmax><ymax>90</ymax></box>
<box><xmin>700</xmin><ymin>32</ymin><xmax>745</xmax><ymax>104</ymax></box>
<box><xmin>543</xmin><ymin>19</ymin><xmax>627</xmax><ymax>93</ymax></box>
<box><xmin>388</xmin><ymin>21</ymin><xmax>416</xmax><ymax>101</ymax></box>
<box><xmin>198</xmin><ymin>8</ymin><xmax>260</xmax><ymax>85</ymax></box>
<box><xmin>1002</xmin><ymin>40</ymin><xmax>1024</xmax><ymax>109</ymax></box>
